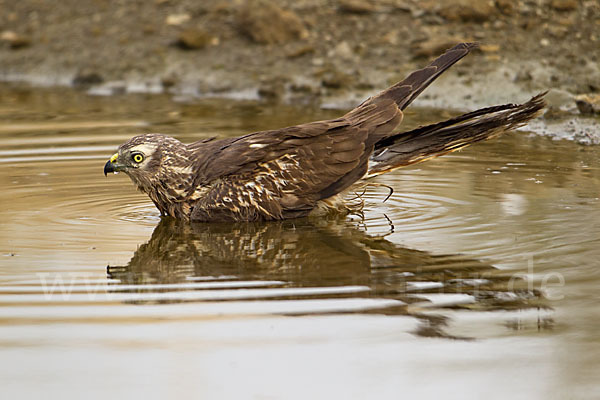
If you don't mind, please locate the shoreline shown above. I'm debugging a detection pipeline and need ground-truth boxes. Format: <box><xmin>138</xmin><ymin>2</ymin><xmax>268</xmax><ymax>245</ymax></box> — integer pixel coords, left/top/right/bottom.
<box><xmin>1</xmin><ymin>0</ymin><xmax>599</xmax><ymax>143</ymax></box>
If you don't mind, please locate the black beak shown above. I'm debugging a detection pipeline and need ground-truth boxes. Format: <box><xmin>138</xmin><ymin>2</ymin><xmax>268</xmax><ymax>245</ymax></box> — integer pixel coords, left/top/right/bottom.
<box><xmin>104</xmin><ymin>160</ymin><xmax>116</xmax><ymax>176</ymax></box>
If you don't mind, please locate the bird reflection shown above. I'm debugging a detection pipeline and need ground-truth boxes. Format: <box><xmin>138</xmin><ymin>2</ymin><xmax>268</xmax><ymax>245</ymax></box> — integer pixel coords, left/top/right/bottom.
<box><xmin>108</xmin><ymin>217</ymin><xmax>546</xmax><ymax>321</ymax></box>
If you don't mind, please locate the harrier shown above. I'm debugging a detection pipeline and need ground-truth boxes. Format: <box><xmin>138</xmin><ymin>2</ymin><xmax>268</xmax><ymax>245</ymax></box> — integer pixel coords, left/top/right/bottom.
<box><xmin>104</xmin><ymin>43</ymin><xmax>545</xmax><ymax>222</ymax></box>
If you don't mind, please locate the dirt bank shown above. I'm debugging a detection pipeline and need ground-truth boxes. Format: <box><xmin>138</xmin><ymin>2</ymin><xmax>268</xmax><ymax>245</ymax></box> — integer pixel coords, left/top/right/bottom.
<box><xmin>1</xmin><ymin>0</ymin><xmax>599</xmax><ymax>143</ymax></box>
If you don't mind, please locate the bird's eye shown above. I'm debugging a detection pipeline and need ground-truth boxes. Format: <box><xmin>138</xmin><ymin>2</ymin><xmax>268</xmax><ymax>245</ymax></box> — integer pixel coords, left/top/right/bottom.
<box><xmin>131</xmin><ymin>153</ymin><xmax>144</xmax><ymax>163</ymax></box>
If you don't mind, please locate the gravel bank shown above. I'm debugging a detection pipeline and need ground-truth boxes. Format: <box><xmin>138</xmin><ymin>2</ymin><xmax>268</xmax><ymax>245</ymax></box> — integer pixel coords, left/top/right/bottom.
<box><xmin>1</xmin><ymin>0</ymin><xmax>599</xmax><ymax>142</ymax></box>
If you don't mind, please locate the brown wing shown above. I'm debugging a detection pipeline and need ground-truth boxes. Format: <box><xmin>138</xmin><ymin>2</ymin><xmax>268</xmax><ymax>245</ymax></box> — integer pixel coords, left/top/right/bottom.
<box><xmin>188</xmin><ymin>43</ymin><xmax>478</xmax><ymax>221</ymax></box>
<box><xmin>189</xmin><ymin>120</ymin><xmax>376</xmax><ymax>221</ymax></box>
<box><xmin>354</xmin><ymin>42</ymin><xmax>477</xmax><ymax>112</ymax></box>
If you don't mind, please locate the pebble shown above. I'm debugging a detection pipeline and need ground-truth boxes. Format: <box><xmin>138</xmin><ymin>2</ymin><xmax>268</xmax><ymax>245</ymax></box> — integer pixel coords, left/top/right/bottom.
<box><xmin>237</xmin><ymin>0</ymin><xmax>308</xmax><ymax>44</ymax></box>
<box><xmin>412</xmin><ymin>37</ymin><xmax>463</xmax><ymax>58</ymax></box>
<box><xmin>0</xmin><ymin>30</ymin><xmax>31</xmax><ymax>49</ymax></box>
<box><xmin>480</xmin><ymin>44</ymin><xmax>500</xmax><ymax>53</ymax></box>
<box><xmin>575</xmin><ymin>94</ymin><xmax>600</xmax><ymax>115</ymax></box>
<box><xmin>550</xmin><ymin>0</ymin><xmax>578</xmax><ymax>12</ymax></box>
<box><xmin>175</xmin><ymin>29</ymin><xmax>217</xmax><ymax>50</ymax></box>
<box><xmin>286</xmin><ymin>44</ymin><xmax>316</xmax><ymax>58</ymax></box>
<box><xmin>165</xmin><ymin>14</ymin><xmax>191</xmax><ymax>26</ymax></box>
<box><xmin>496</xmin><ymin>0</ymin><xmax>516</xmax><ymax>15</ymax></box>
<box><xmin>437</xmin><ymin>0</ymin><xmax>495</xmax><ymax>22</ymax></box>
<box><xmin>548</xmin><ymin>88</ymin><xmax>575</xmax><ymax>104</ymax></box>
<box><xmin>72</xmin><ymin>71</ymin><xmax>104</xmax><ymax>87</ymax></box>
<box><xmin>311</xmin><ymin>58</ymin><xmax>325</xmax><ymax>67</ymax></box>
<box><xmin>327</xmin><ymin>41</ymin><xmax>354</xmax><ymax>61</ymax></box>
<box><xmin>258</xmin><ymin>77</ymin><xmax>286</xmax><ymax>100</ymax></box>
<box><xmin>338</xmin><ymin>0</ymin><xmax>376</xmax><ymax>14</ymax></box>
<box><xmin>319</xmin><ymin>68</ymin><xmax>353</xmax><ymax>89</ymax></box>
<box><xmin>87</xmin><ymin>81</ymin><xmax>127</xmax><ymax>96</ymax></box>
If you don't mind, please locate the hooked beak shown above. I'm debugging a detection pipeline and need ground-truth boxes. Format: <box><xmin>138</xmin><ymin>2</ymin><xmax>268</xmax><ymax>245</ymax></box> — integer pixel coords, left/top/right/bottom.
<box><xmin>104</xmin><ymin>153</ymin><xmax>120</xmax><ymax>176</ymax></box>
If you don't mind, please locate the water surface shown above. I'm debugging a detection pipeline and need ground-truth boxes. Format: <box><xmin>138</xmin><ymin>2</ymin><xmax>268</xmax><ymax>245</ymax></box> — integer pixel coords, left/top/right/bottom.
<box><xmin>1</xmin><ymin>85</ymin><xmax>599</xmax><ymax>399</ymax></box>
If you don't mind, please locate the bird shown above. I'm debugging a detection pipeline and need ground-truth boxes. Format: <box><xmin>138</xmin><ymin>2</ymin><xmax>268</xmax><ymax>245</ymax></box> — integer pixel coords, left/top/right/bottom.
<box><xmin>107</xmin><ymin>217</ymin><xmax>542</xmax><ymax>332</ymax></box>
<box><xmin>104</xmin><ymin>42</ymin><xmax>546</xmax><ymax>222</ymax></box>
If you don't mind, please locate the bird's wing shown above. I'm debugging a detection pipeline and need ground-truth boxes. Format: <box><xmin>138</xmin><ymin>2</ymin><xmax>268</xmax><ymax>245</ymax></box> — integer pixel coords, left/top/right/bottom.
<box><xmin>354</xmin><ymin>42</ymin><xmax>477</xmax><ymax>112</ymax></box>
<box><xmin>189</xmin><ymin>112</ymin><xmax>400</xmax><ymax>221</ymax></box>
<box><xmin>187</xmin><ymin>42</ymin><xmax>479</xmax><ymax>221</ymax></box>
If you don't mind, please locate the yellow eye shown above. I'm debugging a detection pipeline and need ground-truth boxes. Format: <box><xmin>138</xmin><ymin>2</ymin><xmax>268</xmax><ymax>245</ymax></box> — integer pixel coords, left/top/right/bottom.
<box><xmin>132</xmin><ymin>153</ymin><xmax>144</xmax><ymax>163</ymax></box>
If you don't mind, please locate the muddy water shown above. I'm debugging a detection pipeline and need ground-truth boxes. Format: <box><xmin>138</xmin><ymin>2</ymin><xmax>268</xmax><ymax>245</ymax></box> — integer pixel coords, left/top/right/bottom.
<box><xmin>1</xmin><ymin>85</ymin><xmax>599</xmax><ymax>399</ymax></box>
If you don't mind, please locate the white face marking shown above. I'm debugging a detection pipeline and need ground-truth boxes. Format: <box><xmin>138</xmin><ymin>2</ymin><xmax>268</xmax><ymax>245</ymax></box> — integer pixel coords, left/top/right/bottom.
<box><xmin>124</xmin><ymin>143</ymin><xmax>158</xmax><ymax>168</ymax></box>
<box><xmin>127</xmin><ymin>143</ymin><xmax>158</xmax><ymax>157</ymax></box>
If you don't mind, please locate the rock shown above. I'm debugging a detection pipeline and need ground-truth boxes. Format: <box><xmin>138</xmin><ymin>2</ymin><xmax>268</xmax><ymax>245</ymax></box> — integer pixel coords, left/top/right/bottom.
<box><xmin>575</xmin><ymin>94</ymin><xmax>600</xmax><ymax>115</ymax></box>
<box><xmin>480</xmin><ymin>44</ymin><xmax>500</xmax><ymax>53</ymax></box>
<box><xmin>520</xmin><ymin>18</ymin><xmax>538</xmax><ymax>31</ymax></box>
<box><xmin>211</xmin><ymin>1</ymin><xmax>234</xmax><ymax>15</ymax></box>
<box><xmin>311</xmin><ymin>57</ymin><xmax>325</xmax><ymax>67</ymax></box>
<box><xmin>319</xmin><ymin>68</ymin><xmax>353</xmax><ymax>89</ymax></box>
<box><xmin>387</xmin><ymin>0</ymin><xmax>413</xmax><ymax>13</ymax></box>
<box><xmin>87</xmin><ymin>81</ymin><xmax>127</xmax><ymax>96</ymax></box>
<box><xmin>493</xmin><ymin>20</ymin><xmax>505</xmax><ymax>29</ymax></box>
<box><xmin>550</xmin><ymin>0</ymin><xmax>578</xmax><ymax>12</ymax></box>
<box><xmin>327</xmin><ymin>41</ymin><xmax>355</xmax><ymax>61</ymax></box>
<box><xmin>286</xmin><ymin>44</ymin><xmax>315</xmax><ymax>58</ymax></box>
<box><xmin>0</xmin><ymin>30</ymin><xmax>31</xmax><ymax>49</ymax></box>
<box><xmin>175</xmin><ymin>29</ymin><xmax>217</xmax><ymax>50</ymax></box>
<box><xmin>547</xmin><ymin>25</ymin><xmax>569</xmax><ymax>39</ymax></box>
<box><xmin>72</xmin><ymin>71</ymin><xmax>104</xmax><ymax>87</ymax></box>
<box><xmin>531</xmin><ymin>118</ymin><xmax>600</xmax><ymax>145</ymax></box>
<box><xmin>412</xmin><ymin>37</ymin><xmax>463</xmax><ymax>58</ymax></box>
<box><xmin>495</xmin><ymin>0</ymin><xmax>516</xmax><ymax>15</ymax></box>
<box><xmin>165</xmin><ymin>14</ymin><xmax>191</xmax><ymax>26</ymax></box>
<box><xmin>544</xmin><ymin>88</ymin><xmax>575</xmax><ymax>110</ymax></box>
<box><xmin>258</xmin><ymin>77</ymin><xmax>286</xmax><ymax>100</ymax></box>
<box><xmin>381</xmin><ymin>30</ymin><xmax>400</xmax><ymax>46</ymax></box>
<box><xmin>289</xmin><ymin>80</ymin><xmax>318</xmax><ymax>94</ymax></box>
<box><xmin>161</xmin><ymin>76</ymin><xmax>177</xmax><ymax>89</ymax></box>
<box><xmin>237</xmin><ymin>0</ymin><xmax>308</xmax><ymax>45</ymax></box>
<box><xmin>338</xmin><ymin>0</ymin><xmax>376</xmax><ymax>14</ymax></box>
<box><xmin>437</xmin><ymin>0</ymin><xmax>496</xmax><ymax>22</ymax></box>
<box><xmin>556</xmin><ymin>15</ymin><xmax>576</xmax><ymax>26</ymax></box>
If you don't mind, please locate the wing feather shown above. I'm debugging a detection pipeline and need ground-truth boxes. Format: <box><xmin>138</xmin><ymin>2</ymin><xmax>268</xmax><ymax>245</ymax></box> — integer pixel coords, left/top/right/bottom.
<box><xmin>188</xmin><ymin>120</ymin><xmax>374</xmax><ymax>221</ymax></box>
<box><xmin>185</xmin><ymin>42</ymin><xmax>481</xmax><ymax>221</ymax></box>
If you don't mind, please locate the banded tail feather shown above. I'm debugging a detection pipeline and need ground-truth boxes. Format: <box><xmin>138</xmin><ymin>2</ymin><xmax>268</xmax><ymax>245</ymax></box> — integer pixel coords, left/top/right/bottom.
<box><xmin>366</xmin><ymin>92</ymin><xmax>547</xmax><ymax>178</ymax></box>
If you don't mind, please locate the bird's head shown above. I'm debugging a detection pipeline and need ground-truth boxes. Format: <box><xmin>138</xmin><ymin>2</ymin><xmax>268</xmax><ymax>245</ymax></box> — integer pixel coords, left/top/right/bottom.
<box><xmin>104</xmin><ymin>134</ymin><xmax>191</xmax><ymax>194</ymax></box>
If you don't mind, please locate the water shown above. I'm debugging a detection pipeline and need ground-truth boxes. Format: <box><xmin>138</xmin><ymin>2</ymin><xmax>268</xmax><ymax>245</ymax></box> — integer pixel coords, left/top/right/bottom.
<box><xmin>1</xmin><ymin>84</ymin><xmax>599</xmax><ymax>399</ymax></box>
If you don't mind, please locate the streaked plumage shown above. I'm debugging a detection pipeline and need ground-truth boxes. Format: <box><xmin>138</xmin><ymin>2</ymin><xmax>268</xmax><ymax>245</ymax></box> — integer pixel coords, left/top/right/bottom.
<box><xmin>104</xmin><ymin>43</ymin><xmax>546</xmax><ymax>222</ymax></box>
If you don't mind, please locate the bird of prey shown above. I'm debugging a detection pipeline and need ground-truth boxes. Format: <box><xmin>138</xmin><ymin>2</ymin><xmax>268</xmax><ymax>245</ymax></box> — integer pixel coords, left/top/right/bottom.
<box><xmin>104</xmin><ymin>43</ymin><xmax>546</xmax><ymax>222</ymax></box>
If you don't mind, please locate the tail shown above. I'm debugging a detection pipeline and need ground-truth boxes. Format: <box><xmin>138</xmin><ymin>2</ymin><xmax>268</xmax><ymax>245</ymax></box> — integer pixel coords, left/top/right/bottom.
<box><xmin>366</xmin><ymin>92</ymin><xmax>547</xmax><ymax>177</ymax></box>
<box><xmin>344</xmin><ymin>42</ymin><xmax>479</xmax><ymax>139</ymax></box>
<box><xmin>363</xmin><ymin>42</ymin><xmax>479</xmax><ymax>111</ymax></box>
